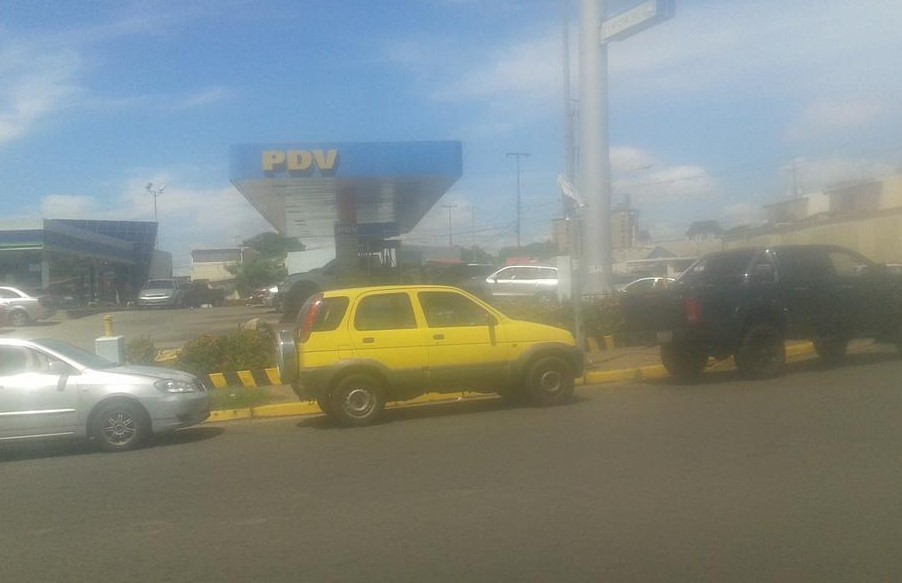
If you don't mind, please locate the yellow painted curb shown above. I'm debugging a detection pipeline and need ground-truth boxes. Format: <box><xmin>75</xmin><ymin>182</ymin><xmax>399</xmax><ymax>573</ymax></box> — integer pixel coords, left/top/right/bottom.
<box><xmin>207</xmin><ymin>408</ymin><xmax>253</xmax><ymax>422</ymax></box>
<box><xmin>252</xmin><ymin>402</ymin><xmax>321</xmax><ymax>418</ymax></box>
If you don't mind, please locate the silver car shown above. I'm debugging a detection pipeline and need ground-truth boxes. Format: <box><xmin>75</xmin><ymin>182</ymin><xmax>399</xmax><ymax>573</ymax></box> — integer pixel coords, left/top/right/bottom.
<box><xmin>0</xmin><ymin>337</ymin><xmax>209</xmax><ymax>452</ymax></box>
<box><xmin>138</xmin><ymin>278</ymin><xmax>183</xmax><ymax>308</ymax></box>
<box><xmin>483</xmin><ymin>265</ymin><xmax>558</xmax><ymax>302</ymax></box>
<box><xmin>0</xmin><ymin>286</ymin><xmax>56</xmax><ymax>326</ymax></box>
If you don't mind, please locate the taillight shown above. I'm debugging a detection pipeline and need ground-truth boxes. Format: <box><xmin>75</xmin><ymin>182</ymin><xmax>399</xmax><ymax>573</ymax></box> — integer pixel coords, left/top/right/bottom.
<box><xmin>683</xmin><ymin>297</ymin><xmax>701</xmax><ymax>326</ymax></box>
<box><xmin>298</xmin><ymin>294</ymin><xmax>323</xmax><ymax>343</ymax></box>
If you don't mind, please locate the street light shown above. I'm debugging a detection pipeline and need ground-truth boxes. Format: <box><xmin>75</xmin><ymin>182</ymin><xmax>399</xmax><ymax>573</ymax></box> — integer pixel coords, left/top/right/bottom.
<box><xmin>506</xmin><ymin>152</ymin><xmax>530</xmax><ymax>248</ymax></box>
<box><xmin>145</xmin><ymin>182</ymin><xmax>166</xmax><ymax>223</ymax></box>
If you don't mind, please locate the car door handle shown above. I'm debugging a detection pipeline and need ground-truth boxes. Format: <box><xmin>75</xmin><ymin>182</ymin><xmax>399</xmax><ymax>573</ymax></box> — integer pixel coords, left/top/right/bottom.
<box><xmin>433</xmin><ymin>334</ymin><xmax>445</xmax><ymax>340</ymax></box>
<box><xmin>362</xmin><ymin>337</ymin><xmax>375</xmax><ymax>344</ymax></box>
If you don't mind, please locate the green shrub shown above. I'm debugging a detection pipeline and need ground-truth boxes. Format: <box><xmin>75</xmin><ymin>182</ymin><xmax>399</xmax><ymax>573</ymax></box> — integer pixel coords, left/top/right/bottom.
<box><xmin>176</xmin><ymin>325</ymin><xmax>276</xmax><ymax>376</ymax></box>
<box><xmin>490</xmin><ymin>294</ymin><xmax>628</xmax><ymax>343</ymax></box>
<box><xmin>126</xmin><ymin>335</ymin><xmax>158</xmax><ymax>365</ymax></box>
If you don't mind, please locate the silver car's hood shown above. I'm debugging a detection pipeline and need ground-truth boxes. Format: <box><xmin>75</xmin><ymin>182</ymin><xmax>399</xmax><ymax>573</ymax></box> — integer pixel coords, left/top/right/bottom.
<box><xmin>104</xmin><ymin>365</ymin><xmax>199</xmax><ymax>382</ymax></box>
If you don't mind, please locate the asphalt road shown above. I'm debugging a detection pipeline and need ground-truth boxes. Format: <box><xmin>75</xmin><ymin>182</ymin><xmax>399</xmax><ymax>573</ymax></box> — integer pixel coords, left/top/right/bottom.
<box><xmin>2</xmin><ymin>351</ymin><xmax>902</xmax><ymax>582</ymax></box>
<box><xmin>0</xmin><ymin>305</ymin><xmax>284</xmax><ymax>352</ymax></box>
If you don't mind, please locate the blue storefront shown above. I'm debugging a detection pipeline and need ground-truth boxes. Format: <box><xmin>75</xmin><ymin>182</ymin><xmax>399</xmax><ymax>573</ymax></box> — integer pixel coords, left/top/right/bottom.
<box><xmin>0</xmin><ymin>219</ymin><xmax>157</xmax><ymax>305</ymax></box>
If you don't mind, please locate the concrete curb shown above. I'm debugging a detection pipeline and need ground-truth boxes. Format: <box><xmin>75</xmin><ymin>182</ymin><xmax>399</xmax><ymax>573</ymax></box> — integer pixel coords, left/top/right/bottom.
<box><xmin>204</xmin><ymin>341</ymin><xmax>819</xmax><ymax>424</ymax></box>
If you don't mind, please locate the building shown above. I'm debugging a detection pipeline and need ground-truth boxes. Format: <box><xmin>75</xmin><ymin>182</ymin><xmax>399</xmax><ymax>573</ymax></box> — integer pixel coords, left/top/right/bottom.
<box><xmin>725</xmin><ymin>173</ymin><xmax>902</xmax><ymax>263</ymax></box>
<box><xmin>0</xmin><ymin>218</ymin><xmax>164</xmax><ymax>305</ymax></box>
<box><xmin>190</xmin><ymin>247</ymin><xmax>260</xmax><ymax>283</ymax></box>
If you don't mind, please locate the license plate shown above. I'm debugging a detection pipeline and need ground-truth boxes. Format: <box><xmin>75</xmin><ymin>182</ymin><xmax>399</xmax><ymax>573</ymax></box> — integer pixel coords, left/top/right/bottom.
<box><xmin>656</xmin><ymin>330</ymin><xmax>673</xmax><ymax>343</ymax></box>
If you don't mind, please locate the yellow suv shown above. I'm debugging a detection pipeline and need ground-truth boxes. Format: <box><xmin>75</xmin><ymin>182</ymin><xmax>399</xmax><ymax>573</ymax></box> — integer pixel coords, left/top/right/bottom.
<box><xmin>277</xmin><ymin>285</ymin><xmax>583</xmax><ymax>426</ymax></box>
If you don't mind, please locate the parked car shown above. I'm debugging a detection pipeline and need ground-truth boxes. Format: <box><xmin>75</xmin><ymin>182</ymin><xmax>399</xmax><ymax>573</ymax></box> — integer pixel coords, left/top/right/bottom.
<box><xmin>137</xmin><ymin>278</ymin><xmax>183</xmax><ymax>308</ymax></box>
<box><xmin>621</xmin><ymin>276</ymin><xmax>675</xmax><ymax>294</ymax></box>
<box><xmin>621</xmin><ymin>244</ymin><xmax>902</xmax><ymax>382</ymax></box>
<box><xmin>276</xmin><ymin>284</ymin><xmax>583</xmax><ymax>426</ymax></box>
<box><xmin>179</xmin><ymin>280</ymin><xmax>226</xmax><ymax>308</ymax></box>
<box><xmin>469</xmin><ymin>265</ymin><xmax>558</xmax><ymax>303</ymax></box>
<box><xmin>0</xmin><ymin>337</ymin><xmax>210</xmax><ymax>451</ymax></box>
<box><xmin>0</xmin><ymin>286</ymin><xmax>56</xmax><ymax>326</ymax></box>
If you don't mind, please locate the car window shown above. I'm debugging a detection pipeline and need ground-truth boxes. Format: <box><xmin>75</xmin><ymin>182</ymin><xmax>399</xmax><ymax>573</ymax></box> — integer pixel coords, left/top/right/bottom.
<box><xmin>0</xmin><ymin>346</ymin><xmax>30</xmax><ymax>375</ymax></box>
<box><xmin>538</xmin><ymin>268</ymin><xmax>557</xmax><ymax>280</ymax></box>
<box><xmin>827</xmin><ymin>250</ymin><xmax>872</xmax><ymax>279</ymax></box>
<box><xmin>0</xmin><ymin>288</ymin><xmax>21</xmax><ymax>299</ymax></box>
<box><xmin>354</xmin><ymin>293</ymin><xmax>417</xmax><ymax>331</ymax></box>
<box><xmin>678</xmin><ymin>249</ymin><xmax>757</xmax><ymax>285</ymax></box>
<box><xmin>775</xmin><ymin>248</ymin><xmax>832</xmax><ymax>283</ymax></box>
<box><xmin>418</xmin><ymin>291</ymin><xmax>492</xmax><ymax>327</ymax></box>
<box><xmin>748</xmin><ymin>250</ymin><xmax>778</xmax><ymax>283</ymax></box>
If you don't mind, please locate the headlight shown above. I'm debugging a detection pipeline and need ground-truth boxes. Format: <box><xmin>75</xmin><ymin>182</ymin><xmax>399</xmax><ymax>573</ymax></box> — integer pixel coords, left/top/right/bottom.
<box><xmin>155</xmin><ymin>378</ymin><xmax>200</xmax><ymax>393</ymax></box>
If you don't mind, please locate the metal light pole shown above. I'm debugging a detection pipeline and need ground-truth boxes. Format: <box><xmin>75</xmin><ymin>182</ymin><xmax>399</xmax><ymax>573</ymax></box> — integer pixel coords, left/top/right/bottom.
<box><xmin>146</xmin><ymin>182</ymin><xmax>166</xmax><ymax>249</ymax></box>
<box><xmin>145</xmin><ymin>183</ymin><xmax>166</xmax><ymax>222</ymax></box>
<box><xmin>579</xmin><ymin>0</ymin><xmax>674</xmax><ymax>293</ymax></box>
<box><xmin>506</xmin><ymin>152</ymin><xmax>529</xmax><ymax>249</ymax></box>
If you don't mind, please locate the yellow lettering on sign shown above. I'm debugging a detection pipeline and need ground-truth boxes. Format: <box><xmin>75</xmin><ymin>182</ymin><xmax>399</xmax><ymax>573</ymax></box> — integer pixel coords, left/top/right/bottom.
<box><xmin>262</xmin><ymin>151</ymin><xmax>286</xmax><ymax>171</ymax></box>
<box><xmin>314</xmin><ymin>149</ymin><xmax>338</xmax><ymax>171</ymax></box>
<box><xmin>287</xmin><ymin>150</ymin><xmax>313</xmax><ymax>171</ymax></box>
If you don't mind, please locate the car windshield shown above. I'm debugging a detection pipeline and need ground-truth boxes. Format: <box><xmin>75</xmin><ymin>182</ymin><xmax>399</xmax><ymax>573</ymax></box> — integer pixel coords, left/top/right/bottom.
<box><xmin>33</xmin><ymin>337</ymin><xmax>118</xmax><ymax>369</ymax></box>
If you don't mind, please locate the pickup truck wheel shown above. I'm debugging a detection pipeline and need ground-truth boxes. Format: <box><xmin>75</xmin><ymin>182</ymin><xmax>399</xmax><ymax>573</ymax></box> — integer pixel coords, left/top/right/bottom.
<box><xmin>814</xmin><ymin>336</ymin><xmax>847</xmax><ymax>365</ymax></box>
<box><xmin>661</xmin><ymin>342</ymin><xmax>707</xmax><ymax>383</ymax></box>
<box><xmin>329</xmin><ymin>374</ymin><xmax>385</xmax><ymax>427</ymax></box>
<box><xmin>526</xmin><ymin>356</ymin><xmax>574</xmax><ymax>406</ymax></box>
<box><xmin>735</xmin><ymin>324</ymin><xmax>785</xmax><ymax>379</ymax></box>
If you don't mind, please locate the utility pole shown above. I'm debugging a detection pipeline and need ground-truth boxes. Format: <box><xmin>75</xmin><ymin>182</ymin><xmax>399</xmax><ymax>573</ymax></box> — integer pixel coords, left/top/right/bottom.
<box><xmin>506</xmin><ymin>152</ymin><xmax>529</xmax><ymax>248</ymax></box>
<box><xmin>442</xmin><ymin>203</ymin><xmax>457</xmax><ymax>247</ymax></box>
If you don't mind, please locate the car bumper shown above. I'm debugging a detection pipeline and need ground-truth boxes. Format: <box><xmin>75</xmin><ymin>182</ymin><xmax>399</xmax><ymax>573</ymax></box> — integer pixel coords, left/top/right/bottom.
<box><xmin>138</xmin><ymin>298</ymin><xmax>178</xmax><ymax>307</ymax></box>
<box><xmin>146</xmin><ymin>392</ymin><xmax>211</xmax><ymax>432</ymax></box>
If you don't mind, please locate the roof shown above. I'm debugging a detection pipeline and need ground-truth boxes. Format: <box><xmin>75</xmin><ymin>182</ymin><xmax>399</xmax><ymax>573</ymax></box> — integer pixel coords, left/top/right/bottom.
<box><xmin>229</xmin><ymin>141</ymin><xmax>463</xmax><ymax>240</ymax></box>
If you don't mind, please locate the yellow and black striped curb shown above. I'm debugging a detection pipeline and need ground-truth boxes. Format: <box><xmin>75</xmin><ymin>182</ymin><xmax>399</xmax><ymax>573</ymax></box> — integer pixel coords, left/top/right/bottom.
<box><xmin>204</xmin><ymin>368</ymin><xmax>282</xmax><ymax>389</ymax></box>
<box><xmin>203</xmin><ymin>342</ymin><xmax>819</xmax><ymax>423</ymax></box>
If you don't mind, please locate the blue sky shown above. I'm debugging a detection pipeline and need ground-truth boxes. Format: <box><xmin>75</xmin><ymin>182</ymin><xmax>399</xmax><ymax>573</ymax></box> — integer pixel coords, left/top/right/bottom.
<box><xmin>1</xmin><ymin>0</ymin><xmax>900</xmax><ymax>274</ymax></box>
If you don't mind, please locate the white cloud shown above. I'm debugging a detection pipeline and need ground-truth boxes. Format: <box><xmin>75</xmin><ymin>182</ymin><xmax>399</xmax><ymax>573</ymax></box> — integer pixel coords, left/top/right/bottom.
<box><xmin>787</xmin><ymin>99</ymin><xmax>888</xmax><ymax>141</ymax></box>
<box><xmin>622</xmin><ymin>166</ymin><xmax>718</xmax><ymax>202</ymax></box>
<box><xmin>0</xmin><ymin>44</ymin><xmax>84</xmax><ymax>146</ymax></box>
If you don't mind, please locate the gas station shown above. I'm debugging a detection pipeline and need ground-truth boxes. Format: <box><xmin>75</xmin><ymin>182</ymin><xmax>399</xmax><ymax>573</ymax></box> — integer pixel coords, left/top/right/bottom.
<box><xmin>229</xmin><ymin>141</ymin><xmax>463</xmax><ymax>282</ymax></box>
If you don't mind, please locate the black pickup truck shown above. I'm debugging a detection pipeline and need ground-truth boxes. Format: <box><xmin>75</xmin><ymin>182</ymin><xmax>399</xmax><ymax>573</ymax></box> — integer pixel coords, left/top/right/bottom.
<box><xmin>621</xmin><ymin>244</ymin><xmax>902</xmax><ymax>381</ymax></box>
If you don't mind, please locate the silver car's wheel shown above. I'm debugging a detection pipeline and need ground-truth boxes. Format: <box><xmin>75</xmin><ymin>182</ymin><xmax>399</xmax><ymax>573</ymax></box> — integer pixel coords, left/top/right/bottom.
<box><xmin>92</xmin><ymin>401</ymin><xmax>150</xmax><ymax>452</ymax></box>
<box><xmin>8</xmin><ymin>309</ymin><xmax>30</xmax><ymax>327</ymax></box>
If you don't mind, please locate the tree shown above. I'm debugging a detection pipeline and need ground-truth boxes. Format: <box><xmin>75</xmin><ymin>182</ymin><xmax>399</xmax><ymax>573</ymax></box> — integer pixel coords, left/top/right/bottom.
<box><xmin>242</xmin><ymin>232</ymin><xmax>304</xmax><ymax>259</ymax></box>
<box><xmin>226</xmin><ymin>257</ymin><xmax>287</xmax><ymax>297</ymax></box>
